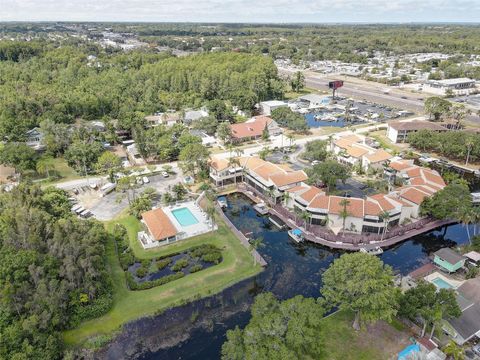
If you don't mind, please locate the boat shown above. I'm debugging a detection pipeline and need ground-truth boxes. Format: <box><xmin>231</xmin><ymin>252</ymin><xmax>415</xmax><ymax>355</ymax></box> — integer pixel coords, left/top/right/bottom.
<box><xmin>288</xmin><ymin>228</ymin><xmax>304</xmax><ymax>243</ymax></box>
<box><xmin>253</xmin><ymin>202</ymin><xmax>269</xmax><ymax>215</ymax></box>
<box><xmin>360</xmin><ymin>246</ymin><xmax>384</xmax><ymax>255</ymax></box>
<box><xmin>320</xmin><ymin>114</ymin><xmax>337</xmax><ymax>122</ymax></box>
<box><xmin>217</xmin><ymin>196</ymin><xmax>228</xmax><ymax>209</ymax></box>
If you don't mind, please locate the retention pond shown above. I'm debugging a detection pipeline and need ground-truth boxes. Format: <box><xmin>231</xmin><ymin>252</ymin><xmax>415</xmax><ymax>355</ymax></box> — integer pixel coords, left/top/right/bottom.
<box><xmin>98</xmin><ymin>193</ymin><xmax>470</xmax><ymax>360</ymax></box>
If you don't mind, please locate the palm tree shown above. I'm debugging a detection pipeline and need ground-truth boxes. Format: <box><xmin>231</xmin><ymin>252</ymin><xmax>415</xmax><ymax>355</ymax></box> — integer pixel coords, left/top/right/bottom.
<box><xmin>283</xmin><ymin>190</ymin><xmax>291</xmax><ymax>207</ymax></box>
<box><xmin>228</xmin><ymin>156</ymin><xmax>241</xmax><ymax>186</ymax></box>
<box><xmin>339</xmin><ymin>198</ymin><xmax>350</xmax><ymax>235</ymax></box>
<box><xmin>205</xmin><ymin>205</ymin><xmax>216</xmax><ymax>228</ymax></box>
<box><xmin>286</xmin><ymin>133</ymin><xmax>295</xmax><ymax>148</ymax></box>
<box><xmin>379</xmin><ymin>210</ymin><xmax>390</xmax><ymax>240</ymax></box>
<box><xmin>301</xmin><ymin>211</ymin><xmax>311</xmax><ymax>230</ymax></box>
<box><xmin>465</xmin><ymin>136</ymin><xmax>474</xmax><ymax>166</ymax></box>
<box><xmin>458</xmin><ymin>207</ymin><xmax>473</xmax><ymax>244</ymax></box>
<box><xmin>443</xmin><ymin>340</ymin><xmax>464</xmax><ymax>360</ymax></box>
<box><xmin>36</xmin><ymin>156</ymin><xmax>55</xmax><ymax>178</ymax></box>
<box><xmin>249</xmin><ymin>237</ymin><xmax>264</xmax><ymax>266</ymax></box>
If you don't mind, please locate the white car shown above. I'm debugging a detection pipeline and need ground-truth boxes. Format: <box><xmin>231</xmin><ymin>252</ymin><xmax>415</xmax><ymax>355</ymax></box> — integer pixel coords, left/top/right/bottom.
<box><xmin>161</xmin><ymin>171</ymin><xmax>169</xmax><ymax>178</ymax></box>
<box><xmin>142</xmin><ymin>176</ymin><xmax>149</xmax><ymax>184</ymax></box>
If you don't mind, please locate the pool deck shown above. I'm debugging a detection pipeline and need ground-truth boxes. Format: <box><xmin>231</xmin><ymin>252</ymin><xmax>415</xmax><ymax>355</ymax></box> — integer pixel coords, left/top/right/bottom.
<box><xmin>163</xmin><ymin>201</ymin><xmax>216</xmax><ymax>239</ymax></box>
<box><xmin>235</xmin><ymin>187</ymin><xmax>456</xmax><ymax>251</ymax></box>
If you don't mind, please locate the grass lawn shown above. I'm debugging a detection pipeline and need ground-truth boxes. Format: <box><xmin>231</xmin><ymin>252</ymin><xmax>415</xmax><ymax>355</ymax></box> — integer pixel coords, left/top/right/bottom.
<box><xmin>368</xmin><ymin>130</ymin><xmax>403</xmax><ymax>153</ymax></box>
<box><xmin>38</xmin><ymin>157</ymin><xmax>80</xmax><ymax>185</ymax></box>
<box><xmin>320</xmin><ymin>311</ymin><xmax>411</xmax><ymax>360</ymax></box>
<box><xmin>284</xmin><ymin>87</ymin><xmax>319</xmax><ymax>100</ymax></box>
<box><xmin>63</xmin><ymin>215</ymin><xmax>262</xmax><ymax>347</ymax></box>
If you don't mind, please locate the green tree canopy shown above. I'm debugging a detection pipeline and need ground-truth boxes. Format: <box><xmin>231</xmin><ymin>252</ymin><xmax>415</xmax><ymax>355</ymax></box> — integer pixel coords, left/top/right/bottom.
<box><xmin>321</xmin><ymin>253</ymin><xmax>398</xmax><ymax>330</ymax></box>
<box><xmin>222</xmin><ymin>293</ymin><xmax>325</xmax><ymax>360</ymax></box>
<box><xmin>307</xmin><ymin>160</ymin><xmax>350</xmax><ymax>192</ymax></box>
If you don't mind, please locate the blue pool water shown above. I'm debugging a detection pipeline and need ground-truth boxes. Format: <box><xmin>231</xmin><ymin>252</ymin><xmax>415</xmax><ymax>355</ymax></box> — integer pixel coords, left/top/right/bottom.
<box><xmin>172</xmin><ymin>207</ymin><xmax>199</xmax><ymax>226</ymax></box>
<box><xmin>432</xmin><ymin>277</ymin><xmax>454</xmax><ymax>289</ymax></box>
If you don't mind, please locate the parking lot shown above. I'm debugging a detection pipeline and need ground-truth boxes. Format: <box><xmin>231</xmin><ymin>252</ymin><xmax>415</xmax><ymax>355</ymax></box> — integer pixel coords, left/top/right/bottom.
<box><xmin>74</xmin><ymin>172</ymin><xmax>182</xmax><ymax>221</ymax></box>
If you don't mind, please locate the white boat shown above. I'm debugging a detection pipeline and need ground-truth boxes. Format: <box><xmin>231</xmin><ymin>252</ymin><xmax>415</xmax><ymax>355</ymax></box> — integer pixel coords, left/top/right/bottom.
<box><xmin>360</xmin><ymin>246</ymin><xmax>383</xmax><ymax>255</ymax></box>
<box><xmin>253</xmin><ymin>202</ymin><xmax>269</xmax><ymax>215</ymax></box>
<box><xmin>217</xmin><ymin>196</ymin><xmax>228</xmax><ymax>209</ymax></box>
<box><xmin>288</xmin><ymin>228</ymin><xmax>304</xmax><ymax>243</ymax></box>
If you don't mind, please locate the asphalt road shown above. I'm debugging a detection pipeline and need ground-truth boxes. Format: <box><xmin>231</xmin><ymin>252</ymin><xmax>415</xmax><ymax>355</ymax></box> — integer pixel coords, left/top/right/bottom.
<box><xmin>303</xmin><ymin>72</ymin><xmax>425</xmax><ymax>112</ymax></box>
<box><xmin>281</xmin><ymin>67</ymin><xmax>480</xmax><ymax>124</ymax></box>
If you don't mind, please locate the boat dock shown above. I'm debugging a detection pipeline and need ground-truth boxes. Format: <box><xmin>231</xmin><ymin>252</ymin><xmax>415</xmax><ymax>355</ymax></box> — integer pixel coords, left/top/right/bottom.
<box><xmin>268</xmin><ymin>214</ymin><xmax>286</xmax><ymax>229</ymax></box>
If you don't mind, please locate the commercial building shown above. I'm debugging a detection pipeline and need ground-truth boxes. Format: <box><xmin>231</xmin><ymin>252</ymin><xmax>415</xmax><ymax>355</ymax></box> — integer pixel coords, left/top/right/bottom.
<box><xmin>298</xmin><ymin>94</ymin><xmax>331</xmax><ymax>108</ymax></box>
<box><xmin>259</xmin><ymin>100</ymin><xmax>288</xmax><ymax>116</ymax></box>
<box><xmin>425</xmin><ymin>78</ymin><xmax>476</xmax><ymax>96</ymax></box>
<box><xmin>386</xmin><ymin>120</ymin><xmax>447</xmax><ymax>143</ymax></box>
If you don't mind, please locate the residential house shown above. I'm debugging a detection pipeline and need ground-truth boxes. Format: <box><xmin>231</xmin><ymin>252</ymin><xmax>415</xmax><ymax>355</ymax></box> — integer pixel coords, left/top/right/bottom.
<box><xmin>25</xmin><ymin>128</ymin><xmax>45</xmax><ymax>151</ymax></box>
<box><xmin>145</xmin><ymin>112</ymin><xmax>181</xmax><ymax>127</ymax></box>
<box><xmin>387</xmin><ymin>120</ymin><xmax>447</xmax><ymax>143</ymax></box>
<box><xmin>330</xmin><ymin>134</ymin><xmax>392</xmax><ymax>171</ymax></box>
<box><xmin>445</xmin><ymin>278</ymin><xmax>480</xmax><ymax>345</ymax></box>
<box><xmin>189</xmin><ymin>130</ymin><xmax>216</xmax><ymax>147</ymax></box>
<box><xmin>126</xmin><ymin>143</ymin><xmax>146</xmax><ymax>166</ymax></box>
<box><xmin>184</xmin><ymin>109</ymin><xmax>209</xmax><ymax>125</ymax></box>
<box><xmin>230</xmin><ymin>116</ymin><xmax>282</xmax><ymax>143</ymax></box>
<box><xmin>433</xmin><ymin>248</ymin><xmax>466</xmax><ymax>273</ymax></box>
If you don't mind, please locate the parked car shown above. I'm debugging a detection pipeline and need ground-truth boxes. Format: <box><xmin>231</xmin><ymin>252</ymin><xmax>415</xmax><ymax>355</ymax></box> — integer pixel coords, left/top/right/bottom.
<box><xmin>471</xmin><ymin>344</ymin><xmax>480</xmax><ymax>356</ymax></box>
<box><xmin>162</xmin><ymin>171</ymin><xmax>169</xmax><ymax>178</ymax></box>
<box><xmin>142</xmin><ymin>176</ymin><xmax>149</xmax><ymax>184</ymax></box>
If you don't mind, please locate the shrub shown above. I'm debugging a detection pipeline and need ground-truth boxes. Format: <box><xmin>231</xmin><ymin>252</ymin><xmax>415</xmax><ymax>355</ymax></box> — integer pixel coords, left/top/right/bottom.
<box><xmin>156</xmin><ymin>258</ymin><xmax>172</xmax><ymax>270</ymax></box>
<box><xmin>171</xmin><ymin>258</ymin><xmax>189</xmax><ymax>271</ymax></box>
<box><xmin>190</xmin><ymin>264</ymin><xmax>203</xmax><ymax>273</ymax></box>
<box><xmin>136</xmin><ymin>266</ymin><xmax>148</xmax><ymax>278</ymax></box>
<box><xmin>201</xmin><ymin>251</ymin><xmax>222</xmax><ymax>264</ymax></box>
<box><xmin>127</xmin><ymin>271</ymin><xmax>185</xmax><ymax>291</ymax></box>
<box><xmin>119</xmin><ymin>251</ymin><xmax>135</xmax><ymax>270</ymax></box>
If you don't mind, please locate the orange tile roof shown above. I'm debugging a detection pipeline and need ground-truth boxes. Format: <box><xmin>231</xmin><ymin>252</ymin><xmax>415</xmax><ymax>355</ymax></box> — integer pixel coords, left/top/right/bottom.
<box><xmin>308</xmin><ymin>194</ymin><xmax>330</xmax><ymax>210</ymax></box>
<box><xmin>399</xmin><ymin>188</ymin><xmax>429</xmax><ymax>205</ymax></box>
<box><xmin>346</xmin><ymin>146</ymin><xmax>369</xmax><ymax>158</ymax></box>
<box><xmin>406</xmin><ymin>167</ymin><xmax>422</xmax><ymax>178</ymax></box>
<box><xmin>365</xmin><ymin>149</ymin><xmax>392</xmax><ymax>163</ymax></box>
<box><xmin>270</xmin><ymin>171</ymin><xmax>308</xmax><ymax>187</ymax></box>
<box><xmin>142</xmin><ymin>208</ymin><xmax>178</xmax><ymax>241</ymax></box>
<box><xmin>230</xmin><ymin>117</ymin><xmax>272</xmax><ymax>139</ymax></box>
<box><xmin>369</xmin><ymin>194</ymin><xmax>396</xmax><ymax>211</ymax></box>
<box><xmin>389</xmin><ymin>160</ymin><xmax>413</xmax><ymax>171</ymax></box>
<box><xmin>299</xmin><ymin>186</ymin><xmax>323</xmax><ymax>202</ymax></box>
<box><xmin>253</xmin><ymin>163</ymin><xmax>283</xmax><ymax>181</ymax></box>
<box><xmin>365</xmin><ymin>200</ymin><xmax>383</xmax><ymax>216</ymax></box>
<box><xmin>286</xmin><ymin>185</ymin><xmax>308</xmax><ymax>193</ymax></box>
<box><xmin>422</xmin><ymin>170</ymin><xmax>446</xmax><ymax>187</ymax></box>
<box><xmin>209</xmin><ymin>157</ymin><xmax>230</xmax><ymax>171</ymax></box>
<box><xmin>386</xmin><ymin>195</ymin><xmax>413</xmax><ymax>207</ymax></box>
<box><xmin>329</xmin><ymin>196</ymin><xmax>364</xmax><ymax>218</ymax></box>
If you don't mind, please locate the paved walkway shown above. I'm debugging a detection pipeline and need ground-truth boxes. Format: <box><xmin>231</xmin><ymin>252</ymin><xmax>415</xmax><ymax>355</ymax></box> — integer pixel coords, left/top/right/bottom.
<box><xmin>236</xmin><ymin>187</ymin><xmax>456</xmax><ymax>251</ymax></box>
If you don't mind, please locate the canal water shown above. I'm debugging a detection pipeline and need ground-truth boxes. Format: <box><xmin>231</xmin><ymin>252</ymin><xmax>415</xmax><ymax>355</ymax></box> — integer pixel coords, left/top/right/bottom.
<box><xmin>99</xmin><ymin>193</ymin><xmax>471</xmax><ymax>360</ymax></box>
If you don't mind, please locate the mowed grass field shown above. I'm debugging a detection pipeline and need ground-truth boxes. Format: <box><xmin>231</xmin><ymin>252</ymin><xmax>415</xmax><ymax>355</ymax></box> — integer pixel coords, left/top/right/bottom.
<box><xmin>320</xmin><ymin>311</ymin><xmax>411</xmax><ymax>360</ymax></box>
<box><xmin>63</xmin><ymin>214</ymin><xmax>262</xmax><ymax>347</ymax></box>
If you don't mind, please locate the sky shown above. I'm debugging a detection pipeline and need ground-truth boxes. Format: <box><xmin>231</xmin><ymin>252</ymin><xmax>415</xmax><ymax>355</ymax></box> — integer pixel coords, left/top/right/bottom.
<box><xmin>1</xmin><ymin>0</ymin><xmax>480</xmax><ymax>23</ymax></box>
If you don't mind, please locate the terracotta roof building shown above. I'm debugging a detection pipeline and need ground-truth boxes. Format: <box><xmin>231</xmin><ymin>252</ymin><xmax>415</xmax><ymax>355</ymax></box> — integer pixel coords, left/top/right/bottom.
<box><xmin>141</xmin><ymin>208</ymin><xmax>178</xmax><ymax>243</ymax></box>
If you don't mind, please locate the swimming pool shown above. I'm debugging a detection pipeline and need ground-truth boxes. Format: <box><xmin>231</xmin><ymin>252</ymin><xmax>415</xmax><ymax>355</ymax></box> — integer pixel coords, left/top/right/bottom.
<box><xmin>432</xmin><ymin>277</ymin><xmax>454</xmax><ymax>289</ymax></box>
<box><xmin>172</xmin><ymin>207</ymin><xmax>199</xmax><ymax>227</ymax></box>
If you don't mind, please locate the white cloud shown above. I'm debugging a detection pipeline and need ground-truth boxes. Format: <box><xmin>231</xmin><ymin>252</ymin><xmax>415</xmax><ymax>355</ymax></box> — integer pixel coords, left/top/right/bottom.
<box><xmin>1</xmin><ymin>0</ymin><xmax>479</xmax><ymax>22</ymax></box>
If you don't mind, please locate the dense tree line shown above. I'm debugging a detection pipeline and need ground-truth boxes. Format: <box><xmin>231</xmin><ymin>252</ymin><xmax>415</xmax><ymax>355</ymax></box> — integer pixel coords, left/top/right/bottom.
<box><xmin>0</xmin><ymin>184</ymin><xmax>112</xmax><ymax>359</ymax></box>
<box><xmin>0</xmin><ymin>41</ymin><xmax>283</xmax><ymax>140</ymax></box>
<box><xmin>407</xmin><ymin>129</ymin><xmax>480</xmax><ymax>164</ymax></box>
